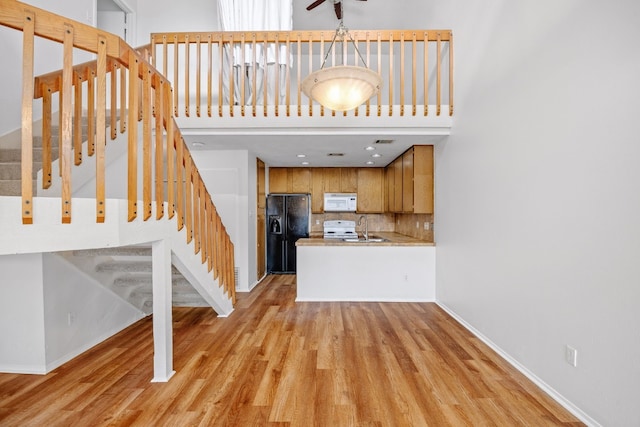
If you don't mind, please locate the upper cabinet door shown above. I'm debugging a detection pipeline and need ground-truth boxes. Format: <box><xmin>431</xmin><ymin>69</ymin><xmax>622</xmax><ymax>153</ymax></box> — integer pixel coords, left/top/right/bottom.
<box><xmin>291</xmin><ymin>168</ymin><xmax>311</xmax><ymax>194</ymax></box>
<box><xmin>412</xmin><ymin>145</ymin><xmax>434</xmax><ymax>214</ymax></box>
<box><xmin>269</xmin><ymin>167</ymin><xmax>289</xmax><ymax>193</ymax></box>
<box><xmin>357</xmin><ymin>168</ymin><xmax>384</xmax><ymax>213</ymax></box>
<box><xmin>310</xmin><ymin>168</ymin><xmax>324</xmax><ymax>213</ymax></box>
<box><xmin>340</xmin><ymin>168</ymin><xmax>358</xmax><ymax>193</ymax></box>
<box><xmin>322</xmin><ymin>168</ymin><xmax>341</xmax><ymax>193</ymax></box>
<box><xmin>402</xmin><ymin>148</ymin><xmax>415</xmax><ymax>213</ymax></box>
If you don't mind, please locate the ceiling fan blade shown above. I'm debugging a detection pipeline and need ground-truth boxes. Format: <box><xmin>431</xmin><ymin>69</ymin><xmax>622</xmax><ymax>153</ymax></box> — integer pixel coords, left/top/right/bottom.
<box><xmin>334</xmin><ymin>1</ymin><xmax>343</xmax><ymax>20</ymax></box>
<box><xmin>306</xmin><ymin>0</ymin><xmax>327</xmax><ymax>11</ymax></box>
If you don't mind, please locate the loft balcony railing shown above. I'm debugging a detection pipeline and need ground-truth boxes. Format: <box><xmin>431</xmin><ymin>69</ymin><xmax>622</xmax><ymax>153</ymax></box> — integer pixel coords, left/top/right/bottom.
<box><xmin>149</xmin><ymin>29</ymin><xmax>453</xmax><ymax>118</ymax></box>
<box><xmin>0</xmin><ymin>0</ymin><xmax>236</xmax><ymax>303</ymax></box>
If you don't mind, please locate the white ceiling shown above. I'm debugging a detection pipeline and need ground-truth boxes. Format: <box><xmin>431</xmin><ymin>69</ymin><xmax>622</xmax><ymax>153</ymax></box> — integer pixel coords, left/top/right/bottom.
<box><xmin>184</xmin><ymin>0</ymin><xmax>449</xmax><ymax>167</ymax></box>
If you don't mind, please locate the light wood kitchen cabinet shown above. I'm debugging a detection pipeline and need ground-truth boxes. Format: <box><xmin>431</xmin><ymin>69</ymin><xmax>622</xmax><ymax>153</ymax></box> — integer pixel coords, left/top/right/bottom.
<box><xmin>402</xmin><ymin>149</ymin><xmax>415</xmax><ymax>212</ymax></box>
<box><xmin>310</xmin><ymin>168</ymin><xmax>324</xmax><ymax>213</ymax></box>
<box><xmin>357</xmin><ymin>168</ymin><xmax>384</xmax><ymax>213</ymax></box>
<box><xmin>384</xmin><ymin>145</ymin><xmax>434</xmax><ymax>214</ymax></box>
<box><xmin>268</xmin><ymin>167</ymin><xmax>310</xmax><ymax>194</ymax></box>
<box><xmin>322</xmin><ymin>168</ymin><xmax>341</xmax><ymax>193</ymax></box>
<box><xmin>340</xmin><ymin>168</ymin><xmax>358</xmax><ymax>193</ymax></box>
<box><xmin>269</xmin><ymin>168</ymin><xmax>289</xmax><ymax>193</ymax></box>
<box><xmin>393</xmin><ymin>157</ymin><xmax>403</xmax><ymax>212</ymax></box>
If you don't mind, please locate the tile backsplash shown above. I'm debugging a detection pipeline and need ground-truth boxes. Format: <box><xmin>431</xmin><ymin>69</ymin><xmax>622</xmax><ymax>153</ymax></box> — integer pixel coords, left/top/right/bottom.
<box><xmin>310</xmin><ymin>212</ymin><xmax>434</xmax><ymax>242</ymax></box>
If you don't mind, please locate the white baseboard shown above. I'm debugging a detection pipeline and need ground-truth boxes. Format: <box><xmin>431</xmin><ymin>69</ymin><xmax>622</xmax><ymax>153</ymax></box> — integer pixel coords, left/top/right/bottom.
<box><xmin>436</xmin><ymin>301</ymin><xmax>601</xmax><ymax>427</ymax></box>
<box><xmin>0</xmin><ymin>364</ymin><xmax>47</xmax><ymax>375</ymax></box>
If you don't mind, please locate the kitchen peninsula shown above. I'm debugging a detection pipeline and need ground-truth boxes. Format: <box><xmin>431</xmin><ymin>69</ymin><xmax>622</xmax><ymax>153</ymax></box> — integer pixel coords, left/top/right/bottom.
<box><xmin>295</xmin><ymin>232</ymin><xmax>435</xmax><ymax>302</ymax></box>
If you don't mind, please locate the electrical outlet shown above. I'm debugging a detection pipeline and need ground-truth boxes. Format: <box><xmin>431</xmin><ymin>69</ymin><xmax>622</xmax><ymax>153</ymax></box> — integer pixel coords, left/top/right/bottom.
<box><xmin>424</xmin><ymin>222</ymin><xmax>430</xmax><ymax>230</ymax></box>
<box><xmin>565</xmin><ymin>345</ymin><xmax>577</xmax><ymax>367</ymax></box>
<box><xmin>404</xmin><ymin>274</ymin><xmax>409</xmax><ymax>281</ymax></box>
<box><xmin>315</xmin><ymin>219</ymin><xmax>320</xmax><ymax>225</ymax></box>
<box><xmin>416</xmin><ymin>221</ymin><xmax>419</xmax><ymax>228</ymax></box>
<box><xmin>67</xmin><ymin>312</ymin><xmax>76</xmax><ymax>326</ymax></box>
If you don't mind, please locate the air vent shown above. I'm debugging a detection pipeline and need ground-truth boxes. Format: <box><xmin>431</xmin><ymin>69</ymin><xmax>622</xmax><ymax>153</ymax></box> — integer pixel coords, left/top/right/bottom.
<box><xmin>374</xmin><ymin>139</ymin><xmax>394</xmax><ymax>144</ymax></box>
<box><xmin>327</xmin><ymin>153</ymin><xmax>345</xmax><ymax>157</ymax></box>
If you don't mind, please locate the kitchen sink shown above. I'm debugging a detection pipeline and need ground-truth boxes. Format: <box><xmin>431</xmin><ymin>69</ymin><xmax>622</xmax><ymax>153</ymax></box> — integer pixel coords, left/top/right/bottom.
<box><xmin>343</xmin><ymin>236</ymin><xmax>388</xmax><ymax>243</ymax></box>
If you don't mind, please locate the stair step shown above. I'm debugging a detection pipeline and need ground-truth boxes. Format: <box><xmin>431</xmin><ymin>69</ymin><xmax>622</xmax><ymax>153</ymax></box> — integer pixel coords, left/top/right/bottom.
<box><xmin>73</xmin><ymin>247</ymin><xmax>153</xmax><ymax>257</ymax></box>
<box><xmin>0</xmin><ymin>179</ymin><xmax>36</xmax><ymax>196</ymax></box>
<box><xmin>0</xmin><ymin>148</ymin><xmax>60</xmax><ymax>163</ymax></box>
<box><xmin>113</xmin><ymin>276</ymin><xmax>190</xmax><ymax>288</ymax></box>
<box><xmin>0</xmin><ymin>163</ymin><xmax>39</xmax><ymax>180</ymax></box>
<box><xmin>96</xmin><ymin>261</ymin><xmax>180</xmax><ymax>274</ymax></box>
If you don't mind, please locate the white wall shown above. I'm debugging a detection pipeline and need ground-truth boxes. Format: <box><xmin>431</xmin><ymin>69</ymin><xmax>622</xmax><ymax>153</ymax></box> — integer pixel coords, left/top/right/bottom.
<box><xmin>434</xmin><ymin>1</ymin><xmax>640</xmax><ymax>425</ymax></box>
<box><xmin>136</xmin><ymin>0</ymin><xmax>219</xmax><ymax>43</ymax></box>
<box><xmin>0</xmin><ymin>254</ymin><xmax>46</xmax><ymax>373</ymax></box>
<box><xmin>191</xmin><ymin>149</ymin><xmax>259</xmax><ymax>292</ymax></box>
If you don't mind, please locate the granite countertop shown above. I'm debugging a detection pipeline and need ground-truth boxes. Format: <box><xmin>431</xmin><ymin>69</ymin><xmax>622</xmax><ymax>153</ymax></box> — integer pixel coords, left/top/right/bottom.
<box><xmin>296</xmin><ymin>232</ymin><xmax>435</xmax><ymax>247</ymax></box>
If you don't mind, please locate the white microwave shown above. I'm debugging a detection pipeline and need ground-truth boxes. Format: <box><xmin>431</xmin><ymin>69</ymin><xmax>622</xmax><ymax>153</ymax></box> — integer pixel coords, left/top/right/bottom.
<box><xmin>324</xmin><ymin>193</ymin><xmax>357</xmax><ymax>212</ymax></box>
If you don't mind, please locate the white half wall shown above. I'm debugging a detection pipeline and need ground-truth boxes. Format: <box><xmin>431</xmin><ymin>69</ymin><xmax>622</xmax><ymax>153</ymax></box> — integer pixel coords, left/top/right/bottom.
<box><xmin>434</xmin><ymin>1</ymin><xmax>640</xmax><ymax>425</ymax></box>
<box><xmin>0</xmin><ymin>254</ymin><xmax>46</xmax><ymax>373</ymax></box>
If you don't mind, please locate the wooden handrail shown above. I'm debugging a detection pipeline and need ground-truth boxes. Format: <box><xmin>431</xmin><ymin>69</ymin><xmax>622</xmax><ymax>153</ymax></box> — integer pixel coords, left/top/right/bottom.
<box><xmin>0</xmin><ymin>0</ymin><xmax>236</xmax><ymax>304</ymax></box>
<box><xmin>150</xmin><ymin>29</ymin><xmax>454</xmax><ymax>118</ymax></box>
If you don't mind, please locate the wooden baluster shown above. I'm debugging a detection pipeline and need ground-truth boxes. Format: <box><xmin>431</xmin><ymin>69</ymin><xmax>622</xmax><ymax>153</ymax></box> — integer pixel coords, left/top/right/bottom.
<box><xmin>319</xmin><ymin>33</ymin><xmax>324</xmax><ymax>117</ymax></box>
<box><xmin>449</xmin><ymin>32</ymin><xmax>454</xmax><ymax>116</ymax></box>
<box><xmin>218</xmin><ymin>35</ymin><xmax>223</xmax><ymax>117</ymax></box>
<box><xmin>388</xmin><ymin>32</ymin><xmax>394</xmax><ymax>116</ymax></box>
<box><xmin>240</xmin><ymin>33</ymin><xmax>246</xmax><ymax>116</ymax></box>
<box><xmin>203</xmin><ymin>34</ymin><xmax>210</xmax><ymax>117</ymax></box>
<box><xmin>285</xmin><ymin>33</ymin><xmax>291</xmax><ymax>117</ymax></box>
<box><xmin>229</xmin><ymin>240</ymin><xmax>236</xmax><ymax>303</ymax></box>
<box><xmin>110</xmin><ymin>62</ymin><xmax>117</xmax><ymax>139</ymax></box>
<box><xmin>353</xmin><ymin>32</ymin><xmax>359</xmax><ymax>117</ymax></box>
<box><xmin>211</xmin><ymin>205</ymin><xmax>219</xmax><ymax>279</ymax></box>
<box><xmin>424</xmin><ymin>32</ymin><xmax>429</xmax><ymax>116</ymax></box>
<box><xmin>411</xmin><ymin>32</ymin><xmax>417</xmax><ymax>116</ymax></box>
<box><xmin>400</xmin><ymin>32</ymin><xmax>405</xmax><ymax>116</ymax></box>
<box><xmin>176</xmin><ymin>136</ymin><xmax>185</xmax><ymax>230</ymax></box>
<box><xmin>42</xmin><ymin>85</ymin><xmax>52</xmax><ymax>189</ymax></box>
<box><xmin>366</xmin><ymin>32</ymin><xmax>371</xmax><ymax>117</ymax></box>
<box><xmin>184</xmin><ymin>151</ymin><xmax>193</xmax><ymax>243</ymax></box>
<box><xmin>73</xmin><ymin>71</ymin><xmax>82</xmax><ymax>165</ymax></box>
<box><xmin>200</xmin><ymin>180</ymin><xmax>207</xmax><ymax>263</ymax></box>
<box><xmin>162</xmin><ymin>35</ymin><xmax>168</xmax><ymax>78</ymax></box>
<box><xmin>196</xmin><ymin>34</ymin><xmax>201</xmax><ymax>117</ymax></box>
<box><xmin>142</xmin><ymin>66</ymin><xmax>152</xmax><ymax>221</ymax></box>
<box><xmin>127</xmin><ymin>50</ymin><xmax>139</xmax><ymax>222</ymax></box>
<box><xmin>165</xmin><ymin>85</ymin><xmax>175</xmax><ymax>219</ymax></box>
<box><xmin>155</xmin><ymin>76</ymin><xmax>164</xmax><ymax>220</ymax></box>
<box><xmin>275</xmin><ymin>34</ymin><xmax>280</xmax><ymax>117</ymax></box>
<box><xmin>437</xmin><ymin>32</ymin><xmax>442</xmax><ymax>116</ymax></box>
<box><xmin>296</xmin><ymin>33</ymin><xmax>301</xmax><ymax>117</ymax></box>
<box><xmin>184</xmin><ymin>34</ymin><xmax>190</xmax><ymax>117</ymax></box>
<box><xmin>263</xmin><ymin>37</ymin><xmax>267</xmax><ymax>117</ymax></box>
<box><xmin>309</xmin><ymin>35</ymin><xmax>313</xmax><ymax>116</ymax></box>
<box><xmin>229</xmin><ymin>34</ymin><xmax>235</xmax><ymax>117</ymax></box>
<box><xmin>87</xmin><ymin>68</ymin><xmax>96</xmax><ymax>156</ymax></box>
<box><xmin>21</xmin><ymin>11</ymin><xmax>35</xmax><ymax>224</ymax></box>
<box><xmin>192</xmin><ymin>169</ymin><xmax>200</xmax><ymax>254</ymax></box>
<box><xmin>58</xmin><ymin>76</ymin><xmax>63</xmax><ymax>177</ymax></box>
<box><xmin>120</xmin><ymin>64</ymin><xmax>127</xmax><ymax>133</ymax></box>
<box><xmin>173</xmin><ymin>34</ymin><xmax>179</xmax><ymax>116</ymax></box>
<box><xmin>96</xmin><ymin>36</ymin><xmax>107</xmax><ymax>223</ymax></box>
<box><xmin>60</xmin><ymin>24</ymin><xmax>75</xmax><ymax>224</ymax></box>
<box><xmin>251</xmin><ymin>33</ymin><xmax>257</xmax><ymax>117</ymax></box>
<box><xmin>377</xmin><ymin>32</ymin><xmax>382</xmax><ymax>117</ymax></box>
<box><xmin>206</xmin><ymin>196</ymin><xmax>214</xmax><ymax>272</ymax></box>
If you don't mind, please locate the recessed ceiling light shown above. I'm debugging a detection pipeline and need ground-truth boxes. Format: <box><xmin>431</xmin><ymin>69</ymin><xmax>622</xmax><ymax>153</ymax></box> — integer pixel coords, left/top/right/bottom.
<box><xmin>192</xmin><ymin>141</ymin><xmax>205</xmax><ymax>147</ymax></box>
<box><xmin>297</xmin><ymin>154</ymin><xmax>306</xmax><ymax>158</ymax></box>
<box><xmin>372</xmin><ymin>153</ymin><xmax>382</xmax><ymax>158</ymax></box>
<box><xmin>301</xmin><ymin>161</ymin><xmax>309</xmax><ymax>165</ymax></box>
<box><xmin>365</xmin><ymin>161</ymin><xmax>375</xmax><ymax>165</ymax></box>
<box><xmin>365</xmin><ymin>146</ymin><xmax>375</xmax><ymax>151</ymax></box>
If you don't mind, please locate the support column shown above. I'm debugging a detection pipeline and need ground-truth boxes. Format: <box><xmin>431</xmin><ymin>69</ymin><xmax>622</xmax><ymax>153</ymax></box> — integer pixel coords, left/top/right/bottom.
<box><xmin>151</xmin><ymin>239</ymin><xmax>175</xmax><ymax>382</ymax></box>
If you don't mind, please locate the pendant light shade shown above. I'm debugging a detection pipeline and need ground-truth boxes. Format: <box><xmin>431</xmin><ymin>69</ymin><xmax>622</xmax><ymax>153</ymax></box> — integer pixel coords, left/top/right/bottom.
<box><xmin>301</xmin><ymin>65</ymin><xmax>382</xmax><ymax>111</ymax></box>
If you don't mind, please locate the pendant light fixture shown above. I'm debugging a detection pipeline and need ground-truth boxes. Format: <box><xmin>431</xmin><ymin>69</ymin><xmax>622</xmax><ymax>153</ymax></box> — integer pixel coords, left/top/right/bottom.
<box><xmin>301</xmin><ymin>21</ymin><xmax>382</xmax><ymax>111</ymax></box>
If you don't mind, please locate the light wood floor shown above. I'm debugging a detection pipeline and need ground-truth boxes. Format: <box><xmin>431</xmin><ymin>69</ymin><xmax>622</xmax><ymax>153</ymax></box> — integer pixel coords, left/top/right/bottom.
<box><xmin>0</xmin><ymin>274</ymin><xmax>583</xmax><ymax>426</ymax></box>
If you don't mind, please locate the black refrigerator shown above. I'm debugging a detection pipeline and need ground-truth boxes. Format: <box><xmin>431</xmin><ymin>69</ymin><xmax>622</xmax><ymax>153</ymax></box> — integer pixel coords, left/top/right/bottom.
<box><xmin>266</xmin><ymin>194</ymin><xmax>310</xmax><ymax>274</ymax></box>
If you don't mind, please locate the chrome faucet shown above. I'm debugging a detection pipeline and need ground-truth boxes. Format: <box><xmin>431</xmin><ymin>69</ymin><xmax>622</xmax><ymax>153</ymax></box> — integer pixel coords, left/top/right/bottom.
<box><xmin>358</xmin><ymin>215</ymin><xmax>369</xmax><ymax>240</ymax></box>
